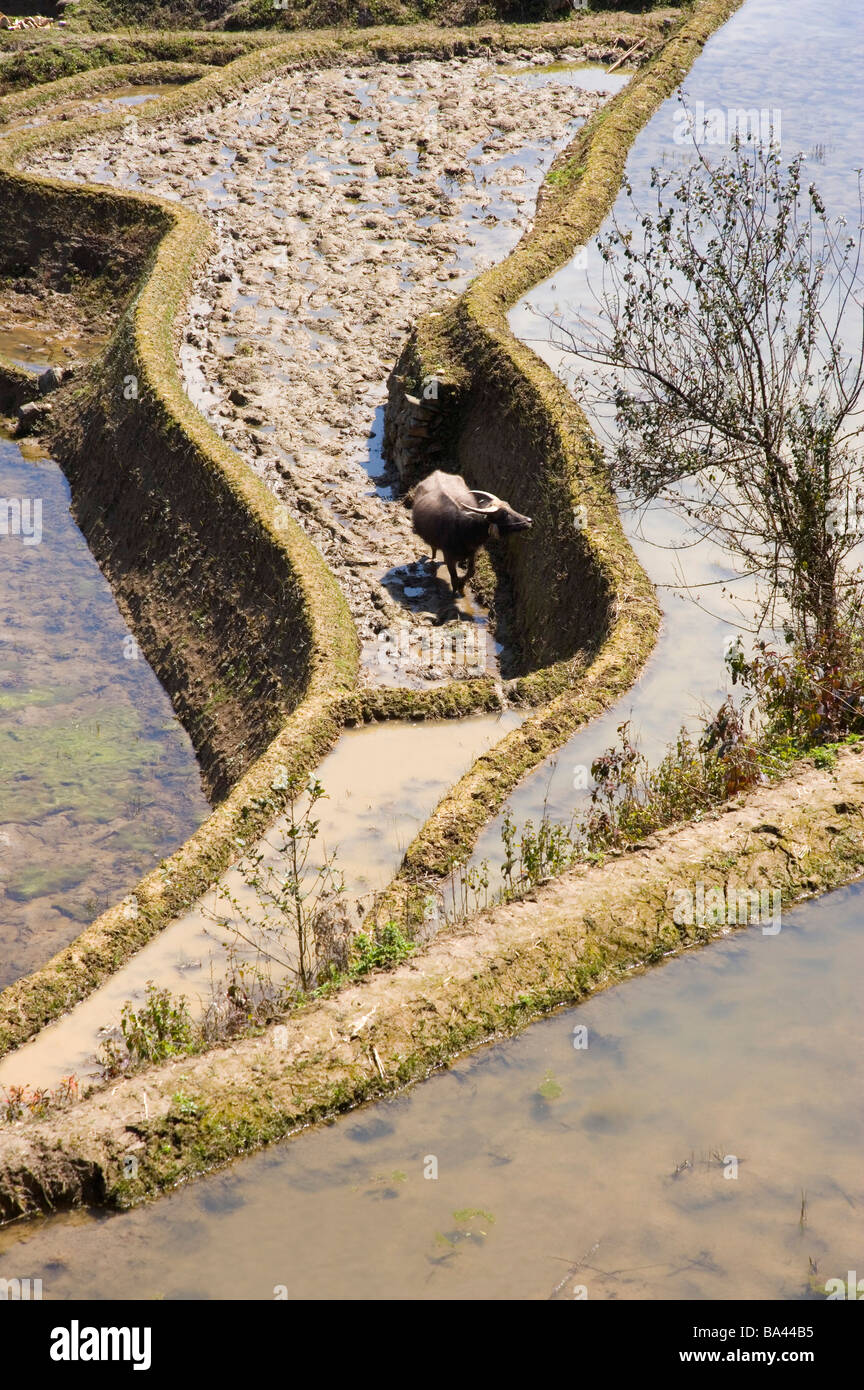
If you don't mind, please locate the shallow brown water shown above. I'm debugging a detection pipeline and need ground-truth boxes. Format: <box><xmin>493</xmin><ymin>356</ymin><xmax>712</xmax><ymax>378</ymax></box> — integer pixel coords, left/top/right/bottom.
<box><xmin>0</xmin><ymin>711</ymin><xmax>521</xmax><ymax>1089</ymax></box>
<box><xmin>0</xmin><ymin>882</ymin><xmax>860</xmax><ymax>1300</ymax></box>
<box><xmin>0</xmin><ymin>323</ymin><xmax>107</xmax><ymax>374</ymax></box>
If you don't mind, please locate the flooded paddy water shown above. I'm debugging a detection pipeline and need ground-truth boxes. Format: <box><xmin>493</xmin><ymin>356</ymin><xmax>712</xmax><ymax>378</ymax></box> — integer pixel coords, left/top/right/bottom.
<box><xmin>0</xmin><ymin>321</ymin><xmax>108</xmax><ymax>376</ymax></box>
<box><xmin>0</xmin><ymin>709</ymin><xmax>521</xmax><ymax>1089</ymax></box>
<box><xmin>0</xmin><ymin>0</ymin><xmax>861</xmax><ymax>1302</ymax></box>
<box><xmin>0</xmin><ymin>431</ymin><xmax>209</xmax><ymax>989</ymax></box>
<box><xmin>1</xmin><ymin>880</ymin><xmax>860</xmax><ymax>1299</ymax></box>
<box><xmin>0</xmin><ymin>82</ymin><xmax>190</xmax><ymax>142</ymax></box>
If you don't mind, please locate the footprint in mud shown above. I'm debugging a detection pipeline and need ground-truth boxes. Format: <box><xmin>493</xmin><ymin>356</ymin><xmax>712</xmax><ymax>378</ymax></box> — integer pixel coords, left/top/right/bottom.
<box><xmin>370</xmin><ymin>557</ymin><xmax>494</xmax><ymax>685</ymax></box>
<box><xmin>382</xmin><ymin>559</ymin><xmax>471</xmax><ymax>618</ymax></box>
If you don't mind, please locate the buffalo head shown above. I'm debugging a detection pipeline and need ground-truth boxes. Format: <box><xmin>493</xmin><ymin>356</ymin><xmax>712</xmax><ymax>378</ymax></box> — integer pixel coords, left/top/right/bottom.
<box><xmin>464</xmin><ymin>489</ymin><xmax>533</xmax><ymax>539</ymax></box>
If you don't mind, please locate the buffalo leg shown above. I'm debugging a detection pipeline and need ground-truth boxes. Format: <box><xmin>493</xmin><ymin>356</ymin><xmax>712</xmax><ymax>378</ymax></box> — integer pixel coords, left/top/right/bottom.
<box><xmin>445</xmin><ymin>553</ymin><xmax>463</xmax><ymax>595</ymax></box>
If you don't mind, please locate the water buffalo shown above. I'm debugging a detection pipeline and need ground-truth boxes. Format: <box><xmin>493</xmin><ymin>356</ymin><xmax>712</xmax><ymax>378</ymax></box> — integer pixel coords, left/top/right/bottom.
<box><xmin>411</xmin><ymin>470</ymin><xmax>532</xmax><ymax>595</ymax></box>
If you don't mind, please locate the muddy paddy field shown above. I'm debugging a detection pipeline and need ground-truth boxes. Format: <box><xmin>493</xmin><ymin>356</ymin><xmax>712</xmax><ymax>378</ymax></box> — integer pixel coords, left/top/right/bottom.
<box><xmin>22</xmin><ymin>50</ymin><xmax>626</xmax><ymax>684</ymax></box>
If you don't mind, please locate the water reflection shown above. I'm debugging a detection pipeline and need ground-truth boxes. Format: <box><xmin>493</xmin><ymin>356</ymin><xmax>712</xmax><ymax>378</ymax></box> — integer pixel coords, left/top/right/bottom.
<box><xmin>0</xmin><ymin>433</ymin><xmax>209</xmax><ymax>986</ymax></box>
<box><xmin>469</xmin><ymin>0</ymin><xmax>864</xmax><ymax>882</ymax></box>
<box><xmin>1</xmin><ymin>882</ymin><xmax>860</xmax><ymax>1300</ymax></box>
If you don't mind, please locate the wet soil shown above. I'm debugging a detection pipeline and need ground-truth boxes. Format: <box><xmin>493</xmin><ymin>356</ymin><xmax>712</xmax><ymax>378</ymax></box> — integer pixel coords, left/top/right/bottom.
<box><xmin>25</xmin><ymin>50</ymin><xmax>622</xmax><ymax>684</ymax></box>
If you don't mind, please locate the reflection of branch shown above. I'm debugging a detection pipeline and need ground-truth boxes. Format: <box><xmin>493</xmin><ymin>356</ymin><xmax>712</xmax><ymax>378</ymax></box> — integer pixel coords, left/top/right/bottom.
<box><xmin>204</xmin><ymin>916</ymin><xmax>295</xmax><ymax>974</ymax></box>
<box><xmin>547</xmin><ymin>1240</ymin><xmax>600</xmax><ymax>1300</ymax></box>
<box><xmin>530</xmin><ymin>142</ymin><xmax>864</xmax><ymax>649</ymax></box>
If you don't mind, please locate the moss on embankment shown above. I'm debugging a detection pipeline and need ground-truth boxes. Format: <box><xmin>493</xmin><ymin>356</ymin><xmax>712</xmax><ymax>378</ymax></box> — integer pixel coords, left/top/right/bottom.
<box><xmin>0</xmin><ymin>31</ymin><xmax>270</xmax><ymax>97</ymax></box>
<box><xmin>60</xmin><ymin>0</ymin><xmax>682</xmax><ymax>38</ymax></box>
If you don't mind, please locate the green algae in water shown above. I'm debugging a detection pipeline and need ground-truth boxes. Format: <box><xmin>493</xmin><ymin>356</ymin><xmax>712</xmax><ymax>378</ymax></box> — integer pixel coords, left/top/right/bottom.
<box><xmin>537</xmin><ymin>1070</ymin><xmax>563</xmax><ymax>1101</ymax></box>
<box><xmin>0</xmin><ymin>686</ymin><xmax>71</xmax><ymax>711</ymax></box>
<box><xmin>452</xmin><ymin>1208</ymin><xmax>495</xmax><ymax>1226</ymax></box>
<box><xmin>0</xmin><ymin>708</ymin><xmax>186</xmax><ymax>824</ymax></box>
<box><xmin>4</xmin><ymin>861</ymin><xmax>84</xmax><ymax>905</ymax></box>
<box><xmin>0</xmin><ymin>433</ymin><xmax>209</xmax><ymax>986</ymax></box>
